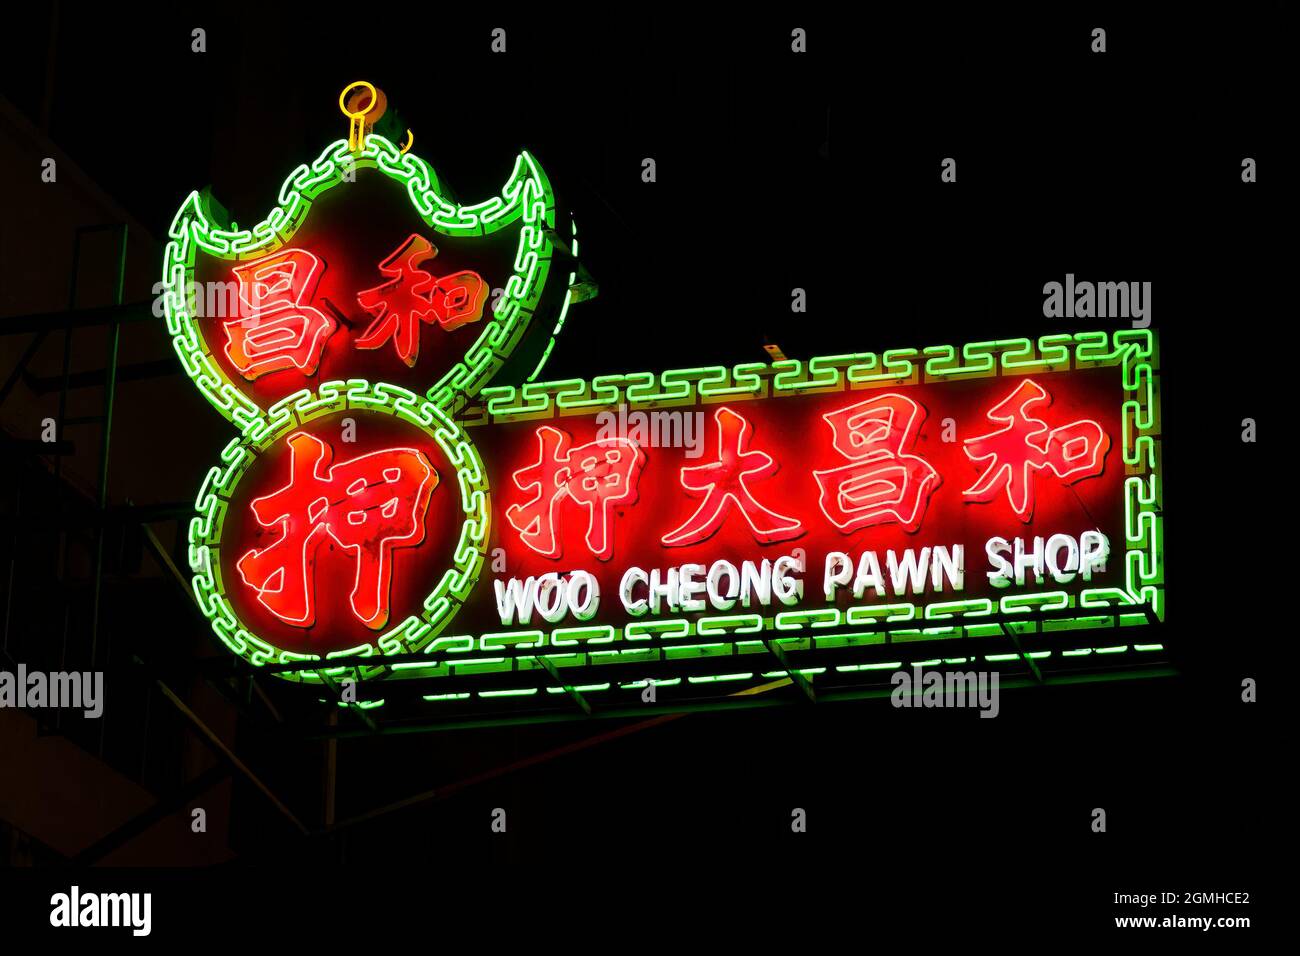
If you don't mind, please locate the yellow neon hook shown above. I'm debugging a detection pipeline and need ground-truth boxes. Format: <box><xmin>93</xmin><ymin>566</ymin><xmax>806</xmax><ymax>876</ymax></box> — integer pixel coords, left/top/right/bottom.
<box><xmin>339</xmin><ymin>81</ymin><xmax>380</xmax><ymax>152</ymax></box>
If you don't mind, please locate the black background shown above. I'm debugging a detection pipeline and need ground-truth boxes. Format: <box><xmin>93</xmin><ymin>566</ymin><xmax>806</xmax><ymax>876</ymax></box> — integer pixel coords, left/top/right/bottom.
<box><xmin>0</xmin><ymin>3</ymin><xmax>1287</xmax><ymax>941</ymax></box>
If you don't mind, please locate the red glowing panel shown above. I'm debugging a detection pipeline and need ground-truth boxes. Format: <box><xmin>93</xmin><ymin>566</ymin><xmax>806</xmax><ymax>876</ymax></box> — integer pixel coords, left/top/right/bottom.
<box><xmin>235</xmin><ymin>432</ymin><xmax>437</xmax><ymax>630</ymax></box>
<box><xmin>462</xmin><ymin>367</ymin><xmax>1126</xmax><ymax>630</ymax></box>
<box><xmin>506</xmin><ymin>426</ymin><xmax>646</xmax><ymax>561</ymax></box>
<box><xmin>661</xmin><ymin>406</ymin><xmax>804</xmax><ymax>547</ymax></box>
<box><xmin>225</xmin><ymin>249</ymin><xmax>335</xmax><ymax>380</ymax></box>
<box><xmin>962</xmin><ymin>378</ymin><xmax>1110</xmax><ymax>522</ymax></box>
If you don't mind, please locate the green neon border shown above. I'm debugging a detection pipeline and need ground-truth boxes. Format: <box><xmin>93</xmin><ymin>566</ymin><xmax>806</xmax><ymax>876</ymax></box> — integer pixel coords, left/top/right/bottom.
<box><xmin>161</xmin><ymin>135</ymin><xmax>559</xmax><ymax>438</ymax></box>
<box><xmin>187</xmin><ymin>380</ymin><xmax>490</xmax><ymax>684</ymax></box>
<box><xmin>380</xmin><ymin>328</ymin><xmax>1162</xmax><ymax>700</ymax></box>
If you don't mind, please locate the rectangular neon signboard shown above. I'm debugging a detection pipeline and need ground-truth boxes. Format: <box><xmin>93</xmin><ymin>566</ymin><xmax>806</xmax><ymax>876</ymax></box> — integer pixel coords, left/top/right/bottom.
<box><xmin>414</xmin><ymin>328</ymin><xmax>1163</xmax><ymax>698</ymax></box>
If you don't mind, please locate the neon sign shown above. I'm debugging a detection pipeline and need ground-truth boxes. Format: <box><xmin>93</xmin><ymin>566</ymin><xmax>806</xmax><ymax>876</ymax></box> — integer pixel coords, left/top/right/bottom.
<box><xmin>162</xmin><ymin>130</ymin><xmax>569</xmax><ymax>432</ymax></box>
<box><xmin>661</xmin><ymin>407</ymin><xmax>804</xmax><ymax>547</ymax></box>
<box><xmin>506</xmin><ymin>426</ymin><xmax>645</xmax><ymax>561</ymax></box>
<box><xmin>164</xmin><ymin>83</ymin><xmax>579</xmax><ymax>681</ymax></box>
<box><xmin>226</xmin><ymin>249</ymin><xmax>333</xmax><ymax>380</ymax></box>
<box><xmin>164</xmin><ymin>87</ymin><xmax>1163</xmax><ymax>711</ymax></box>
<box><xmin>474</xmin><ymin>366</ymin><xmax>1126</xmax><ymax>623</ymax></box>
<box><xmin>354</xmin><ymin>233</ymin><xmax>489</xmax><ymax>365</ymax></box>
<box><xmin>962</xmin><ymin>379</ymin><xmax>1110</xmax><ymax>521</ymax></box>
<box><xmin>813</xmin><ymin>393</ymin><xmax>940</xmax><ymax>534</ymax></box>
<box><xmin>235</xmin><ymin>432</ymin><xmax>438</xmax><ymax>630</ymax></box>
<box><xmin>451</xmin><ymin>330</ymin><xmax>1162</xmax><ymax>706</ymax></box>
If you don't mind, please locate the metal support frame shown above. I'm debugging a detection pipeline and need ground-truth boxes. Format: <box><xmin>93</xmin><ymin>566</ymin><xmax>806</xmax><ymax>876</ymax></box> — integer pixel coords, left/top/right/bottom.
<box><xmin>1000</xmin><ymin>623</ymin><xmax>1045</xmax><ymax>683</ymax></box>
<box><xmin>69</xmin><ymin>763</ymin><xmax>231</xmax><ymax>866</ymax></box>
<box><xmin>0</xmin><ymin>331</ymin><xmax>49</xmax><ymax>405</ymax></box>
<box><xmin>0</xmin><ymin>301</ymin><xmax>154</xmax><ymax>336</ymax></box>
<box><xmin>534</xmin><ymin>654</ymin><xmax>593</xmax><ymax>715</ymax></box>
<box><xmin>26</xmin><ymin>358</ymin><xmax>176</xmax><ymax>395</ymax></box>
<box><xmin>317</xmin><ymin>672</ymin><xmax>378</xmax><ymax>733</ymax></box>
<box><xmin>310</xmin><ymin>666</ymin><xmax>1179</xmax><ymax>740</ymax></box>
<box><xmin>149</xmin><ymin>673</ymin><xmax>309</xmax><ymax>836</ymax></box>
<box><xmin>762</xmin><ymin>636</ymin><xmax>816</xmax><ymax>702</ymax></box>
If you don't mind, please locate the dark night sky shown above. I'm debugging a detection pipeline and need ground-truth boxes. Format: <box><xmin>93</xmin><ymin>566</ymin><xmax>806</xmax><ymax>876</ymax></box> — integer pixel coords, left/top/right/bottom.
<box><xmin>5</xmin><ymin>6</ymin><xmax>1284</xmax><ymax>381</ymax></box>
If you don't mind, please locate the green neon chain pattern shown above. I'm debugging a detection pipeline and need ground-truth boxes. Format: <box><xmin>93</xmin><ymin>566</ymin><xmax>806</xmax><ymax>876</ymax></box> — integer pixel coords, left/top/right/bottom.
<box><xmin>187</xmin><ymin>381</ymin><xmax>490</xmax><ymax>683</ymax></box>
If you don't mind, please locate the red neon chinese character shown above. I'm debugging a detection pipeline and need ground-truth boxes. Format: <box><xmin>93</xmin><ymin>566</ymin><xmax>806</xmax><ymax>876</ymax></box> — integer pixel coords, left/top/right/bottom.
<box><xmin>355</xmin><ymin>233</ymin><xmax>488</xmax><ymax>367</ymax></box>
<box><xmin>962</xmin><ymin>379</ymin><xmax>1110</xmax><ymax>522</ymax></box>
<box><xmin>236</xmin><ymin>432</ymin><xmax>438</xmax><ymax>630</ymax></box>
<box><xmin>506</xmin><ymin>426</ymin><xmax>646</xmax><ymax>561</ymax></box>
<box><xmin>226</xmin><ymin>249</ymin><xmax>335</xmax><ymax>380</ymax></box>
<box><xmin>813</xmin><ymin>393</ymin><xmax>940</xmax><ymax>533</ymax></box>
<box><xmin>661</xmin><ymin>407</ymin><xmax>803</xmax><ymax>547</ymax></box>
